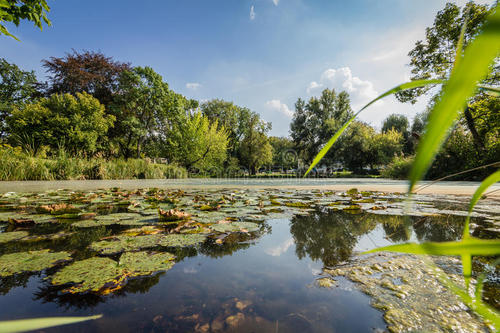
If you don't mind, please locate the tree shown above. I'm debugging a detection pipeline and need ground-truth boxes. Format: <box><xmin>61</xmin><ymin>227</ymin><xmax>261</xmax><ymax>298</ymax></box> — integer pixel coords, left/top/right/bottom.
<box><xmin>0</xmin><ymin>58</ymin><xmax>41</xmax><ymax>137</ymax></box>
<box><xmin>43</xmin><ymin>50</ymin><xmax>130</xmax><ymax>107</ymax></box>
<box><xmin>201</xmin><ymin>99</ymin><xmax>254</xmax><ymax>157</ymax></box>
<box><xmin>382</xmin><ymin>114</ymin><xmax>412</xmax><ymax>154</ymax></box>
<box><xmin>166</xmin><ymin>112</ymin><xmax>229</xmax><ymax>173</ymax></box>
<box><xmin>396</xmin><ymin>2</ymin><xmax>496</xmax><ymax>152</ymax></box>
<box><xmin>268</xmin><ymin>136</ymin><xmax>296</xmax><ymax>170</ymax></box>
<box><xmin>7</xmin><ymin>92</ymin><xmax>114</xmax><ymax>155</ymax></box>
<box><xmin>370</xmin><ymin>129</ymin><xmax>403</xmax><ymax>167</ymax></box>
<box><xmin>239</xmin><ymin>115</ymin><xmax>273</xmax><ymax>174</ymax></box>
<box><xmin>110</xmin><ymin>66</ymin><xmax>186</xmax><ymax>158</ymax></box>
<box><xmin>0</xmin><ymin>0</ymin><xmax>51</xmax><ymax>40</ymax></box>
<box><xmin>290</xmin><ymin>89</ymin><xmax>353</xmax><ymax>165</ymax></box>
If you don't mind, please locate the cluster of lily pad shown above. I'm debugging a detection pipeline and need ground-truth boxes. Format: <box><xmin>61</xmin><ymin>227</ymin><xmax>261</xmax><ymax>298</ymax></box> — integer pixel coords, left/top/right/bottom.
<box><xmin>0</xmin><ymin>187</ymin><xmax>498</xmax><ymax>296</ymax></box>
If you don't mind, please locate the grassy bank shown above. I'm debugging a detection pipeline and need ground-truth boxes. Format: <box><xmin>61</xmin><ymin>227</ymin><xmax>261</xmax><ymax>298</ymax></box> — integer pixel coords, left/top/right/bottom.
<box><xmin>0</xmin><ymin>145</ymin><xmax>187</xmax><ymax>181</ymax></box>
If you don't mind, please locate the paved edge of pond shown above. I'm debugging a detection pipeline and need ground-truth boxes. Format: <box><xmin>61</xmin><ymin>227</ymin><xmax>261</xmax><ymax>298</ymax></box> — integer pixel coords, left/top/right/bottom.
<box><xmin>0</xmin><ymin>179</ymin><xmax>498</xmax><ymax>197</ymax></box>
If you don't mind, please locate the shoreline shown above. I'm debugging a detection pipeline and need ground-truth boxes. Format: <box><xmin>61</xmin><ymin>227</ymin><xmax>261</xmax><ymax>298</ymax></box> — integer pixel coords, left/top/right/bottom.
<box><xmin>0</xmin><ymin>178</ymin><xmax>498</xmax><ymax>197</ymax></box>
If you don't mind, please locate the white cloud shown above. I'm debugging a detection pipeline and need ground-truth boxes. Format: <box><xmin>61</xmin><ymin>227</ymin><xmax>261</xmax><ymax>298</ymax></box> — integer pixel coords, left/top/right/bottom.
<box><xmin>265</xmin><ymin>238</ymin><xmax>294</xmax><ymax>256</ymax></box>
<box><xmin>250</xmin><ymin>5</ymin><xmax>256</xmax><ymax>20</ymax></box>
<box><xmin>186</xmin><ymin>82</ymin><xmax>201</xmax><ymax>90</ymax></box>
<box><xmin>266</xmin><ymin>99</ymin><xmax>293</xmax><ymax>118</ymax></box>
<box><xmin>307</xmin><ymin>67</ymin><xmax>380</xmax><ymax>109</ymax></box>
<box><xmin>272</xmin><ymin>0</ymin><xmax>279</xmax><ymax>6</ymax></box>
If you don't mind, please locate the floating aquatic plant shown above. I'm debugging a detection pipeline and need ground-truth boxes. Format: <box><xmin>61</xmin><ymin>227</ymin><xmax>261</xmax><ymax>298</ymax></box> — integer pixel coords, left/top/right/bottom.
<box><xmin>0</xmin><ymin>250</ymin><xmax>72</xmax><ymax>277</ymax></box>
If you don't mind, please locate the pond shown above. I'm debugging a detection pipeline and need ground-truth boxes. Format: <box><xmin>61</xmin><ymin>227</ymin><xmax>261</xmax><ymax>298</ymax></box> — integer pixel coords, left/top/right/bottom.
<box><xmin>0</xmin><ymin>185</ymin><xmax>498</xmax><ymax>332</ymax></box>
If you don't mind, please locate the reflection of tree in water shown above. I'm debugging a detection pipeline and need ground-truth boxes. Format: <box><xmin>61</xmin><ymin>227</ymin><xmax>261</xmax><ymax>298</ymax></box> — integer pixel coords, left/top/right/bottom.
<box><xmin>0</xmin><ymin>272</ymin><xmax>33</xmax><ymax>295</ymax></box>
<box><xmin>412</xmin><ymin>215</ymin><xmax>464</xmax><ymax>242</ymax></box>
<box><xmin>289</xmin><ymin>209</ymin><xmax>377</xmax><ymax>266</ymax></box>
<box><xmin>33</xmin><ymin>273</ymin><xmax>164</xmax><ymax>310</ymax></box>
<box><xmin>379</xmin><ymin>215</ymin><xmax>411</xmax><ymax>243</ymax></box>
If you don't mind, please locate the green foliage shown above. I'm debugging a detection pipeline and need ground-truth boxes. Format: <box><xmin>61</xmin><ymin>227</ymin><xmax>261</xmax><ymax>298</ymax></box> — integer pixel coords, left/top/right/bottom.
<box><xmin>0</xmin><ymin>0</ymin><xmax>51</xmax><ymax>40</ymax></box>
<box><xmin>0</xmin><ymin>145</ymin><xmax>186</xmax><ymax>180</ymax></box>
<box><xmin>0</xmin><ymin>315</ymin><xmax>102</xmax><ymax>333</ymax></box>
<box><xmin>7</xmin><ymin>92</ymin><xmax>114</xmax><ymax>156</ymax></box>
<box><xmin>291</xmin><ymin>89</ymin><xmax>353</xmax><ymax>165</ymax></box>
<box><xmin>166</xmin><ymin>112</ymin><xmax>229</xmax><ymax>173</ymax></box>
<box><xmin>268</xmin><ymin>136</ymin><xmax>296</xmax><ymax>169</ymax></box>
<box><xmin>396</xmin><ymin>2</ymin><xmax>494</xmax><ymax>103</ymax></box>
<box><xmin>381</xmin><ymin>156</ymin><xmax>414</xmax><ymax>179</ymax></box>
<box><xmin>239</xmin><ymin>115</ymin><xmax>273</xmax><ymax>174</ymax></box>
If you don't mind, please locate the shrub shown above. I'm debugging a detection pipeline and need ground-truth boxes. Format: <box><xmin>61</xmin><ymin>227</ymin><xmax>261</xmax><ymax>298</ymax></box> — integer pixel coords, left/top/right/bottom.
<box><xmin>381</xmin><ymin>156</ymin><xmax>413</xmax><ymax>180</ymax></box>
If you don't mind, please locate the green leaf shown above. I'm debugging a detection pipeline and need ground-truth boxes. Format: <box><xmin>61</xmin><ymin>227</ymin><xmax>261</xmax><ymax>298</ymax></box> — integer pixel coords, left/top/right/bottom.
<box><xmin>0</xmin><ymin>315</ymin><xmax>102</xmax><ymax>333</ymax></box>
<box><xmin>303</xmin><ymin>79</ymin><xmax>443</xmax><ymax>176</ymax></box>
<box><xmin>364</xmin><ymin>237</ymin><xmax>500</xmax><ymax>256</ymax></box>
<box><xmin>408</xmin><ymin>6</ymin><xmax>500</xmax><ymax>193</ymax></box>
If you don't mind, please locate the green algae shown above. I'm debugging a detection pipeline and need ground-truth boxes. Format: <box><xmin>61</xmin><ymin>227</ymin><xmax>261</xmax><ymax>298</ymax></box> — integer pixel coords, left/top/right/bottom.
<box><xmin>51</xmin><ymin>251</ymin><xmax>175</xmax><ymax>294</ymax></box>
<box><xmin>210</xmin><ymin>222</ymin><xmax>260</xmax><ymax>233</ymax></box>
<box><xmin>325</xmin><ymin>253</ymin><xmax>489</xmax><ymax>333</ymax></box>
<box><xmin>0</xmin><ymin>250</ymin><xmax>72</xmax><ymax>277</ymax></box>
<box><xmin>0</xmin><ymin>231</ymin><xmax>29</xmax><ymax>243</ymax></box>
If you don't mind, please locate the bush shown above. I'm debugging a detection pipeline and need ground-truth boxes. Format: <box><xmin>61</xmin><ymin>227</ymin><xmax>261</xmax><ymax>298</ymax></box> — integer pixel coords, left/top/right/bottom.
<box><xmin>381</xmin><ymin>156</ymin><xmax>413</xmax><ymax>179</ymax></box>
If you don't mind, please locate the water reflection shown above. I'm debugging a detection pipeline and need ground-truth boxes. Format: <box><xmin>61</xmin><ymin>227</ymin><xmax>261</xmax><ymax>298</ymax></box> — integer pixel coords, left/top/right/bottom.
<box><xmin>290</xmin><ymin>209</ymin><xmax>467</xmax><ymax>267</ymax></box>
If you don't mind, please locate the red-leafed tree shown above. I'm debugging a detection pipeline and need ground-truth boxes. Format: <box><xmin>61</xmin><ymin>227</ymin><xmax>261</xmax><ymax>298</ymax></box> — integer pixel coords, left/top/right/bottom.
<box><xmin>42</xmin><ymin>50</ymin><xmax>130</xmax><ymax>107</ymax></box>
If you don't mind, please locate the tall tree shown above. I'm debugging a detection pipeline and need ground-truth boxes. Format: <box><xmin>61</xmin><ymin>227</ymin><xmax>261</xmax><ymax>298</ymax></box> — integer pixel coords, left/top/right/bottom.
<box><xmin>166</xmin><ymin>113</ymin><xmax>228</xmax><ymax>173</ymax></box>
<box><xmin>396</xmin><ymin>2</ymin><xmax>496</xmax><ymax>151</ymax></box>
<box><xmin>0</xmin><ymin>0</ymin><xmax>51</xmax><ymax>40</ymax></box>
<box><xmin>290</xmin><ymin>89</ymin><xmax>353</xmax><ymax>165</ymax></box>
<box><xmin>201</xmin><ymin>99</ymin><xmax>253</xmax><ymax>157</ymax></box>
<box><xmin>382</xmin><ymin>114</ymin><xmax>412</xmax><ymax>154</ymax></box>
<box><xmin>239</xmin><ymin>114</ymin><xmax>273</xmax><ymax>174</ymax></box>
<box><xmin>110</xmin><ymin>66</ymin><xmax>183</xmax><ymax>158</ymax></box>
<box><xmin>0</xmin><ymin>58</ymin><xmax>41</xmax><ymax>137</ymax></box>
<box><xmin>43</xmin><ymin>50</ymin><xmax>130</xmax><ymax>107</ymax></box>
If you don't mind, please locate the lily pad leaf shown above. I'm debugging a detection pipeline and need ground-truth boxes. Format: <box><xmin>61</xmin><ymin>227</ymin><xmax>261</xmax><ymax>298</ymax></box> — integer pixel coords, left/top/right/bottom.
<box><xmin>0</xmin><ymin>250</ymin><xmax>72</xmax><ymax>277</ymax></box>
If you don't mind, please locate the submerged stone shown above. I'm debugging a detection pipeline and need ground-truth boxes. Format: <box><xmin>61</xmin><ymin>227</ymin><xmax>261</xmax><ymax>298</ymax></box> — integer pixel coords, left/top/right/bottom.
<box><xmin>0</xmin><ymin>250</ymin><xmax>72</xmax><ymax>277</ymax></box>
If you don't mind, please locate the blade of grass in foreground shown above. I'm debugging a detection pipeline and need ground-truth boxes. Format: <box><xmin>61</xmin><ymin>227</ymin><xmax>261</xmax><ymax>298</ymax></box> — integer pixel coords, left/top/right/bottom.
<box><xmin>408</xmin><ymin>5</ymin><xmax>500</xmax><ymax>193</ymax></box>
<box><xmin>0</xmin><ymin>315</ymin><xmax>102</xmax><ymax>333</ymax></box>
<box><xmin>303</xmin><ymin>79</ymin><xmax>443</xmax><ymax>176</ymax></box>
<box><xmin>460</xmin><ymin>169</ymin><xmax>500</xmax><ymax>283</ymax></box>
<box><xmin>363</xmin><ymin>237</ymin><xmax>500</xmax><ymax>256</ymax></box>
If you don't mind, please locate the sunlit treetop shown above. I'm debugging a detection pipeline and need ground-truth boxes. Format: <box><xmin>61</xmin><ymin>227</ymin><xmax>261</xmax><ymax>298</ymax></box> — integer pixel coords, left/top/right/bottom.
<box><xmin>0</xmin><ymin>0</ymin><xmax>51</xmax><ymax>40</ymax></box>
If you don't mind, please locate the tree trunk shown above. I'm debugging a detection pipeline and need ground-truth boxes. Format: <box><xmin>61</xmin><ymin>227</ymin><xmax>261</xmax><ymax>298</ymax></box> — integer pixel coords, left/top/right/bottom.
<box><xmin>464</xmin><ymin>107</ymin><xmax>485</xmax><ymax>151</ymax></box>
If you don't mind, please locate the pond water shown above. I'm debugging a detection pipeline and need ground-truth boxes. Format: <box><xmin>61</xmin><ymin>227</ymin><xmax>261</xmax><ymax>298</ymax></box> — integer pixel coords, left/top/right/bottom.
<box><xmin>0</xmin><ymin>186</ymin><xmax>498</xmax><ymax>332</ymax></box>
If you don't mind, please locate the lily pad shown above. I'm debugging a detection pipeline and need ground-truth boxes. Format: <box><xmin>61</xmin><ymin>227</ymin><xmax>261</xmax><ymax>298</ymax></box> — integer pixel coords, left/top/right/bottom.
<box><xmin>90</xmin><ymin>233</ymin><xmax>206</xmax><ymax>254</ymax></box>
<box><xmin>210</xmin><ymin>222</ymin><xmax>260</xmax><ymax>233</ymax></box>
<box><xmin>0</xmin><ymin>250</ymin><xmax>72</xmax><ymax>277</ymax></box>
<box><xmin>0</xmin><ymin>231</ymin><xmax>29</xmax><ymax>243</ymax></box>
<box><xmin>51</xmin><ymin>252</ymin><xmax>175</xmax><ymax>294</ymax></box>
<box><xmin>158</xmin><ymin>209</ymin><xmax>191</xmax><ymax>221</ymax></box>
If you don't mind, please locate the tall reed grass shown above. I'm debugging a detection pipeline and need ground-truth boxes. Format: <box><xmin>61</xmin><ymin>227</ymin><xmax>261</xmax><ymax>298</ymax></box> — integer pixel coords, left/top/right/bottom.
<box><xmin>0</xmin><ymin>145</ymin><xmax>187</xmax><ymax>181</ymax></box>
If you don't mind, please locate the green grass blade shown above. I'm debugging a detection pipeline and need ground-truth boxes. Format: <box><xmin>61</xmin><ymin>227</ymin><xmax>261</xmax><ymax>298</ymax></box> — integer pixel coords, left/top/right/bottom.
<box><xmin>464</xmin><ymin>169</ymin><xmax>500</xmax><ymax>238</ymax></box>
<box><xmin>425</xmin><ymin>257</ymin><xmax>500</xmax><ymax>329</ymax></box>
<box><xmin>477</xmin><ymin>84</ymin><xmax>500</xmax><ymax>96</ymax></box>
<box><xmin>303</xmin><ymin>79</ymin><xmax>443</xmax><ymax>176</ymax></box>
<box><xmin>0</xmin><ymin>315</ymin><xmax>102</xmax><ymax>333</ymax></box>
<box><xmin>364</xmin><ymin>237</ymin><xmax>500</xmax><ymax>256</ymax></box>
<box><xmin>408</xmin><ymin>6</ymin><xmax>500</xmax><ymax>193</ymax></box>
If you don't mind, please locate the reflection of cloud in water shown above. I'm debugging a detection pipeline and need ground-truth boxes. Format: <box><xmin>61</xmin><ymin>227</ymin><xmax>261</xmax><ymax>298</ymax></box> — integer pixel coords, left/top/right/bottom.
<box><xmin>265</xmin><ymin>238</ymin><xmax>294</xmax><ymax>256</ymax></box>
<box><xmin>183</xmin><ymin>267</ymin><xmax>198</xmax><ymax>274</ymax></box>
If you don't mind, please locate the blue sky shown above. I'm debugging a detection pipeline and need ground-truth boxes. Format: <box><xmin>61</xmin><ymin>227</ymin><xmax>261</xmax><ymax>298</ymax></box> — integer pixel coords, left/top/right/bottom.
<box><xmin>1</xmin><ymin>0</ymin><xmax>494</xmax><ymax>136</ymax></box>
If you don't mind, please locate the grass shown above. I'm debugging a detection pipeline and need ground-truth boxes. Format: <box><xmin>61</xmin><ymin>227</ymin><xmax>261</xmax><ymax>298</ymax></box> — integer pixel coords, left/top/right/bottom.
<box><xmin>0</xmin><ymin>145</ymin><xmax>187</xmax><ymax>181</ymax></box>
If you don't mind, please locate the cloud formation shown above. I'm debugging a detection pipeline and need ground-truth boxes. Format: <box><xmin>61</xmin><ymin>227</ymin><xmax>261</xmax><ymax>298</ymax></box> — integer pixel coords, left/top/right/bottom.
<box><xmin>272</xmin><ymin>0</ymin><xmax>279</xmax><ymax>6</ymax></box>
<box><xmin>186</xmin><ymin>82</ymin><xmax>201</xmax><ymax>90</ymax></box>
<box><xmin>266</xmin><ymin>99</ymin><xmax>293</xmax><ymax>118</ymax></box>
<box><xmin>250</xmin><ymin>5</ymin><xmax>256</xmax><ymax>20</ymax></box>
<box><xmin>307</xmin><ymin>67</ymin><xmax>379</xmax><ymax>108</ymax></box>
